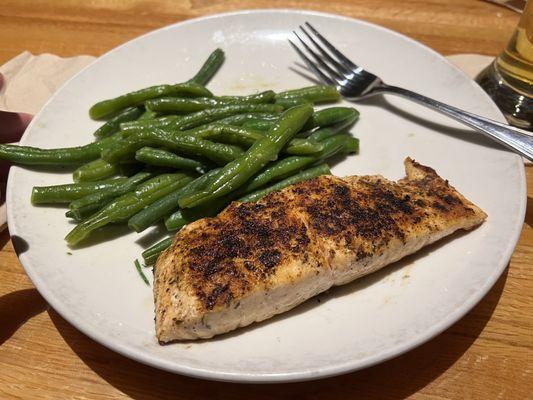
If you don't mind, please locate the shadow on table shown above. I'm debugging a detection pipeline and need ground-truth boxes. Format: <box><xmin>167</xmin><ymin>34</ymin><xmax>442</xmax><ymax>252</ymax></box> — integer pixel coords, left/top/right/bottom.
<box><xmin>0</xmin><ymin>289</ymin><xmax>48</xmax><ymax>345</ymax></box>
<box><xmin>0</xmin><ymin>228</ymin><xmax>48</xmax><ymax>345</ymax></box>
<box><xmin>0</xmin><ymin>228</ymin><xmax>11</xmax><ymax>250</ymax></box>
<box><xmin>525</xmin><ymin>196</ymin><xmax>533</xmax><ymax>228</ymax></box>
<box><xmin>49</xmin><ymin>266</ymin><xmax>508</xmax><ymax>399</ymax></box>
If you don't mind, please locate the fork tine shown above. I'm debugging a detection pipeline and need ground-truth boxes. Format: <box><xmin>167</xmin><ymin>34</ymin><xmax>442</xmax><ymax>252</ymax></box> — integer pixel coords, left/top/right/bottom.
<box><xmin>298</xmin><ymin>25</ymin><xmax>351</xmax><ymax>76</ymax></box>
<box><xmin>288</xmin><ymin>39</ymin><xmax>335</xmax><ymax>86</ymax></box>
<box><xmin>304</xmin><ymin>22</ymin><xmax>359</xmax><ymax>70</ymax></box>
<box><xmin>292</xmin><ymin>31</ymin><xmax>345</xmax><ymax>83</ymax></box>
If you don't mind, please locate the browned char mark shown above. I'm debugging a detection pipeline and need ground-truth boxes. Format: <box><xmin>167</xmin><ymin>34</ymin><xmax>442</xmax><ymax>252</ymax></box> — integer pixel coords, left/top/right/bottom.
<box><xmin>176</xmin><ymin>194</ymin><xmax>314</xmax><ymax>310</ymax></box>
<box><xmin>171</xmin><ymin>163</ymin><xmax>480</xmax><ymax>311</ymax></box>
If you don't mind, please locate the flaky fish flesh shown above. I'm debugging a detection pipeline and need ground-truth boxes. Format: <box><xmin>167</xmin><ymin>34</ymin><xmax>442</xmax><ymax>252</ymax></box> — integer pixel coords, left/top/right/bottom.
<box><xmin>154</xmin><ymin>158</ymin><xmax>486</xmax><ymax>342</ymax></box>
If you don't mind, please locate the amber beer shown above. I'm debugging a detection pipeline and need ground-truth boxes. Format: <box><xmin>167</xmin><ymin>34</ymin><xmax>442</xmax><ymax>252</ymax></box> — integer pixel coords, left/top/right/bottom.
<box><xmin>496</xmin><ymin>0</ymin><xmax>533</xmax><ymax>91</ymax></box>
<box><xmin>476</xmin><ymin>1</ymin><xmax>533</xmax><ymax>129</ymax></box>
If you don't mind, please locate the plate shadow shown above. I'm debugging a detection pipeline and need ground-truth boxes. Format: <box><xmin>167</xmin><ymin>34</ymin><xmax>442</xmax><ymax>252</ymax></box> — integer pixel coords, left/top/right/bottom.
<box><xmin>525</xmin><ymin>196</ymin><xmax>533</xmax><ymax>228</ymax></box>
<box><xmin>0</xmin><ymin>288</ymin><xmax>48</xmax><ymax>345</ymax></box>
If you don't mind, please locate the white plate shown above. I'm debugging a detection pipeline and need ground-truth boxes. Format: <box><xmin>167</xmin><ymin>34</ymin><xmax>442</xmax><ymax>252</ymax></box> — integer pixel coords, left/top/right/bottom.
<box><xmin>7</xmin><ymin>10</ymin><xmax>525</xmax><ymax>383</ymax></box>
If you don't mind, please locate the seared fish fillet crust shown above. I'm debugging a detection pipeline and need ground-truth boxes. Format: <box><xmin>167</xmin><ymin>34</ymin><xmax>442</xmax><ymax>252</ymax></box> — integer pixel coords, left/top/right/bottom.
<box><xmin>154</xmin><ymin>158</ymin><xmax>486</xmax><ymax>342</ymax></box>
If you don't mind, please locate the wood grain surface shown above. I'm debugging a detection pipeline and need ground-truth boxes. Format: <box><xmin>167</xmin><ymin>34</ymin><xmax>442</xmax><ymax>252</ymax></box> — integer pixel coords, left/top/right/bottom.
<box><xmin>0</xmin><ymin>1</ymin><xmax>532</xmax><ymax>399</ymax></box>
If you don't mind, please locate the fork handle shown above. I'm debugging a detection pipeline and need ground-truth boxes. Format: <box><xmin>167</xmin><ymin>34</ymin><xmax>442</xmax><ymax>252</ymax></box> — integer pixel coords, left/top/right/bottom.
<box><xmin>376</xmin><ymin>84</ymin><xmax>533</xmax><ymax>161</ymax></box>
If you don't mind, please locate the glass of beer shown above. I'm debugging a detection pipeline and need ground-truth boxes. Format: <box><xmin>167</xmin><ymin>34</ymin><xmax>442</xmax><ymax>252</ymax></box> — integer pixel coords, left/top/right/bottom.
<box><xmin>476</xmin><ymin>0</ymin><xmax>533</xmax><ymax>130</ymax></box>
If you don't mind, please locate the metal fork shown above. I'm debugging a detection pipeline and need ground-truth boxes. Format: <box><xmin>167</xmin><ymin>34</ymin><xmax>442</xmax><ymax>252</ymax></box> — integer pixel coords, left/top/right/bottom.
<box><xmin>290</xmin><ymin>22</ymin><xmax>533</xmax><ymax>161</ymax></box>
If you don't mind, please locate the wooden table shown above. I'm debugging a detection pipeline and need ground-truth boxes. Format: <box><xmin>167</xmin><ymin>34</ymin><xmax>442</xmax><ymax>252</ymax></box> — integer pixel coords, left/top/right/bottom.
<box><xmin>0</xmin><ymin>1</ymin><xmax>531</xmax><ymax>398</ymax></box>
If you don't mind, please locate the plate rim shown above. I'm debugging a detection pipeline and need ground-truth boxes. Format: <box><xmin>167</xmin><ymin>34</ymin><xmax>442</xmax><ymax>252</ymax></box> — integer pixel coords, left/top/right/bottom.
<box><xmin>7</xmin><ymin>8</ymin><xmax>527</xmax><ymax>383</ymax></box>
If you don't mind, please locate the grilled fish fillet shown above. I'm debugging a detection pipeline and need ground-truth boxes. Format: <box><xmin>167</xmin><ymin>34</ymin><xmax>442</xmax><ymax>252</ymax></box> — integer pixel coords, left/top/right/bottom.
<box><xmin>154</xmin><ymin>158</ymin><xmax>486</xmax><ymax>342</ymax></box>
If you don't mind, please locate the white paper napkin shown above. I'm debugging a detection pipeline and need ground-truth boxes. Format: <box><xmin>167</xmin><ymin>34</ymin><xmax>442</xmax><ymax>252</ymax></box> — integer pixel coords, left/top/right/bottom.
<box><xmin>0</xmin><ymin>51</ymin><xmax>95</xmax><ymax>114</ymax></box>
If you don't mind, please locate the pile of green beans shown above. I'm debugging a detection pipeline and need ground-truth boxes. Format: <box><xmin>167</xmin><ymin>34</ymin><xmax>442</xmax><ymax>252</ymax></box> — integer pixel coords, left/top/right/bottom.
<box><xmin>1</xmin><ymin>48</ymin><xmax>361</xmax><ymax>273</ymax></box>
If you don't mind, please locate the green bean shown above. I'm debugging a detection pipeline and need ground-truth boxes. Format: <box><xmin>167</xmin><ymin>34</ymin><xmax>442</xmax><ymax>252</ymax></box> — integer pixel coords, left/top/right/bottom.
<box><xmin>189</xmin><ymin>48</ymin><xmax>225</xmax><ymax>86</ymax></box>
<box><xmin>241</xmin><ymin>134</ymin><xmax>358</xmax><ymax>193</ymax></box>
<box><xmin>145</xmin><ymin>97</ymin><xmax>222</xmax><ymax>114</ymax></box>
<box><xmin>340</xmin><ymin>135</ymin><xmax>358</xmax><ymax>153</ymax></box>
<box><xmin>132</xmin><ymin>173</ymin><xmax>190</xmax><ymax>198</ymax></box>
<box><xmin>274</xmin><ymin>97</ymin><xmax>312</xmax><ymax>109</ymax></box>
<box><xmin>309</xmin><ymin>112</ymin><xmax>359</xmax><ymax>142</ymax></box>
<box><xmin>284</xmin><ymin>138</ymin><xmax>324</xmax><ymax>155</ymax></box>
<box><xmin>242</xmin><ymin>156</ymin><xmax>314</xmax><ymax>192</ymax></box>
<box><xmin>121</xmin><ymin>111</ymin><xmax>276</xmax><ymax>133</ymax></box>
<box><xmin>180</xmin><ymin>168</ymin><xmax>222</xmax><ymax>194</ymax></box>
<box><xmin>142</xmin><ymin>237</ymin><xmax>173</xmax><ymax>265</ymax></box>
<box><xmin>215</xmin><ymin>113</ymin><xmax>279</xmax><ymax>126</ymax></box>
<box><xmin>31</xmin><ymin>178</ymin><xmax>127</xmax><ymax>204</ymax></box>
<box><xmin>68</xmin><ymin>172</ymin><xmax>165</xmax><ymax>221</ymax></box>
<box><xmin>66</xmin><ymin>203</ymin><xmax>110</xmax><ymax>222</ymax></box>
<box><xmin>73</xmin><ymin>159</ymin><xmax>119</xmax><ymax>182</ymax></box>
<box><xmin>103</xmin><ymin>129</ymin><xmax>243</xmax><ymax>165</ymax></box>
<box><xmin>121</xmin><ymin>106</ymin><xmax>280</xmax><ymax>133</ymax></box>
<box><xmin>316</xmin><ymin>134</ymin><xmax>358</xmax><ymax>157</ymax></box>
<box><xmin>173</xmin><ymin>168</ymin><xmax>221</xmax><ymax>201</ymax></box>
<box><xmin>65</xmin><ymin>173</ymin><xmax>193</xmax><ymax>245</ymax></box>
<box><xmin>161</xmin><ymin>167</ymin><xmax>229</xmax><ymax>232</ymax></box>
<box><xmin>195</xmin><ymin>124</ymin><xmax>262</xmax><ymax>147</ymax></box>
<box><xmin>0</xmin><ymin>134</ymin><xmax>119</xmax><ymax>166</ymax></box>
<box><xmin>145</xmin><ymin>91</ymin><xmax>276</xmax><ymax>114</ymax></box>
<box><xmin>73</xmin><ymin>159</ymin><xmax>142</xmax><ymax>183</ymax></box>
<box><xmin>128</xmin><ymin>191</ymin><xmax>185</xmax><ymax>230</ymax></box>
<box><xmin>178</xmin><ymin>104</ymin><xmax>313</xmax><ymax>208</ymax></box>
<box><xmin>303</xmin><ymin>107</ymin><xmax>359</xmax><ymax>131</ymax></box>
<box><xmin>164</xmin><ymin>207</ymin><xmax>205</xmax><ymax>232</ymax></box>
<box><xmin>65</xmin><ymin>210</ymin><xmax>78</xmax><ymax>220</ymax></box>
<box><xmin>138</xmin><ymin>109</ymin><xmax>159</xmax><ymax>120</ymax></box>
<box><xmin>89</xmin><ymin>82</ymin><xmax>212</xmax><ymax>120</ymax></box>
<box><xmin>196</xmin><ymin>124</ymin><xmax>322</xmax><ymax>155</ymax></box>
<box><xmin>134</xmin><ymin>259</ymin><xmax>150</xmax><ymax>285</ymax></box>
<box><xmin>214</xmin><ymin>91</ymin><xmax>275</xmax><ymax>104</ymax></box>
<box><xmin>127</xmin><ymin>183</ymin><xmax>194</xmax><ymax>232</ymax></box>
<box><xmin>164</xmin><ymin>210</ymin><xmax>189</xmax><ymax>232</ymax></box>
<box><xmin>93</xmin><ymin>107</ymin><xmax>143</xmax><ymax>138</ymax></box>
<box><xmin>242</xmin><ymin>120</ymin><xmax>274</xmax><ymax>131</ymax></box>
<box><xmin>135</xmin><ymin>147</ymin><xmax>207</xmax><ymax>171</ymax></box>
<box><xmin>275</xmin><ymin>85</ymin><xmax>340</xmax><ymax>103</ymax></box>
<box><xmin>143</xmin><ymin>253</ymin><xmax>160</xmax><ymax>266</ymax></box>
<box><xmin>164</xmin><ymin>197</ymin><xmax>225</xmax><ymax>232</ymax></box>
<box><xmin>174</xmin><ymin>104</ymin><xmax>284</xmax><ymax>131</ymax></box>
<box><xmin>238</xmin><ymin>164</ymin><xmax>331</xmax><ymax>203</ymax></box>
<box><xmin>129</xmin><ymin>168</ymin><xmax>222</xmax><ymax>232</ymax></box>
<box><xmin>100</xmin><ymin>135</ymin><xmax>166</xmax><ymax>163</ymax></box>
<box><xmin>120</xmin><ymin>115</ymin><xmax>180</xmax><ymax>132</ymax></box>
<box><xmin>163</xmin><ymin>173</ymin><xmax>229</xmax><ymax>232</ymax></box>
<box><xmin>68</xmin><ymin>171</ymin><xmax>154</xmax><ymax>221</ymax></box>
